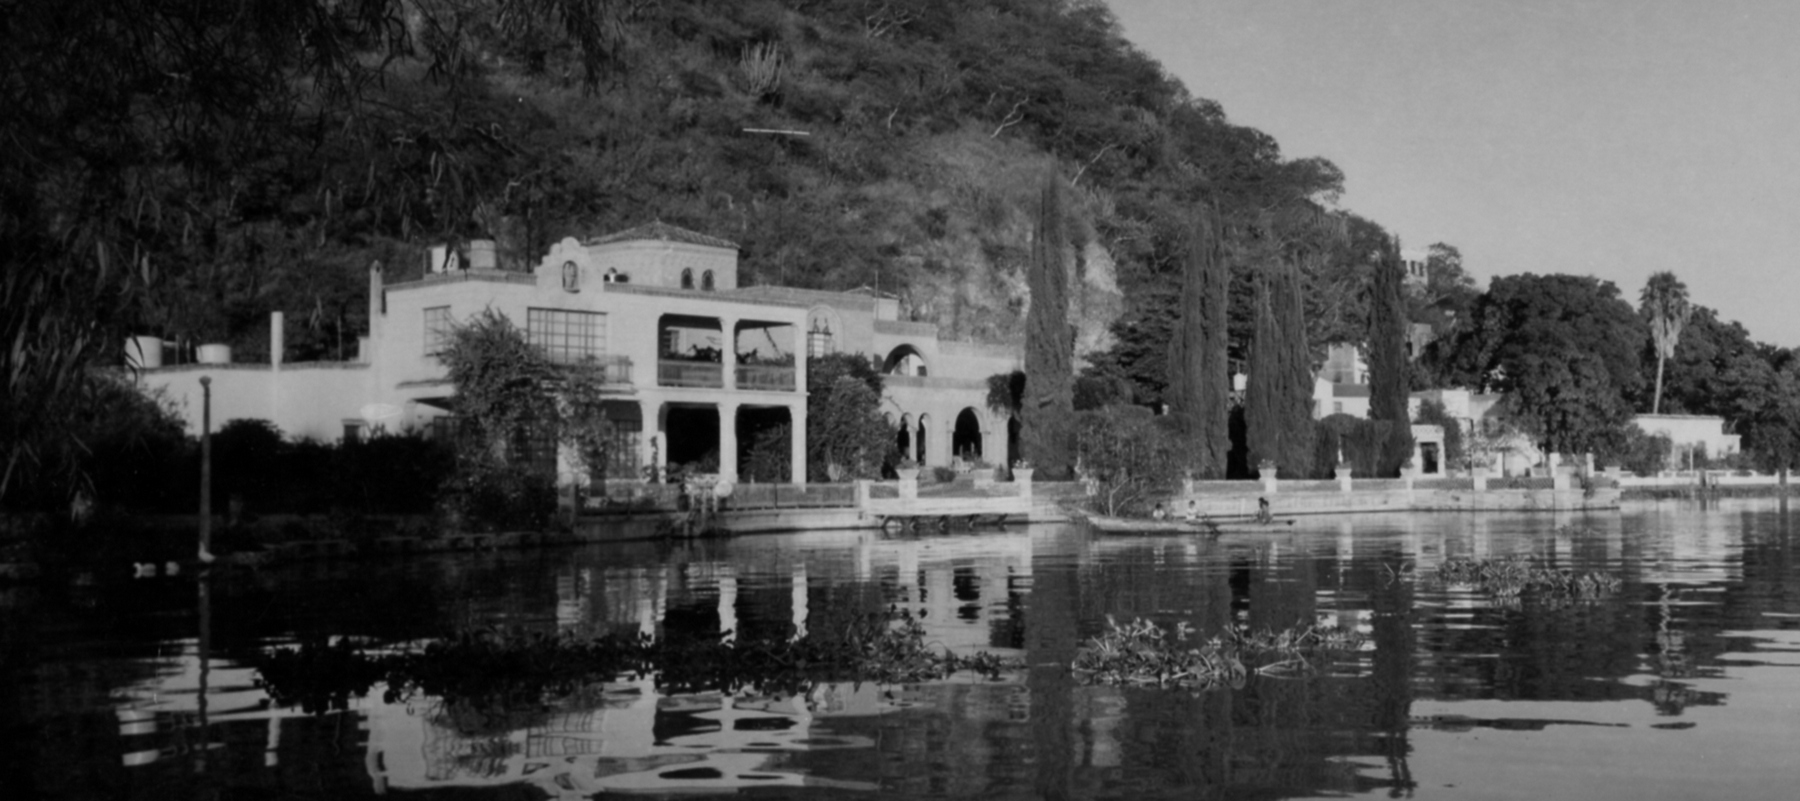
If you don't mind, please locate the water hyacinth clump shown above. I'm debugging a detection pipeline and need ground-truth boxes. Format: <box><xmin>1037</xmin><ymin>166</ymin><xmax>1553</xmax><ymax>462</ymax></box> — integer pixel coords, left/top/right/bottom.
<box><xmin>1071</xmin><ymin>616</ymin><xmax>1364</xmax><ymax>692</ymax></box>
<box><xmin>1435</xmin><ymin>555</ymin><xmax>1624</xmax><ymax>602</ymax></box>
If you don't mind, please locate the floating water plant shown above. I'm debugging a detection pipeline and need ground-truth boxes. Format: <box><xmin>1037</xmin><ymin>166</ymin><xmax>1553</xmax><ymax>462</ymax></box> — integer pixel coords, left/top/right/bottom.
<box><xmin>1070</xmin><ymin>616</ymin><xmax>1363</xmax><ymax>692</ymax></box>
<box><xmin>1434</xmin><ymin>555</ymin><xmax>1623</xmax><ymax>602</ymax></box>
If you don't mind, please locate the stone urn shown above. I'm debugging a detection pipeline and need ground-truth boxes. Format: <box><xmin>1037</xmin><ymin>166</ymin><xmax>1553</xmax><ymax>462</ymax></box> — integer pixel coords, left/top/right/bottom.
<box><xmin>896</xmin><ymin>467</ymin><xmax>920</xmax><ymax>500</ymax></box>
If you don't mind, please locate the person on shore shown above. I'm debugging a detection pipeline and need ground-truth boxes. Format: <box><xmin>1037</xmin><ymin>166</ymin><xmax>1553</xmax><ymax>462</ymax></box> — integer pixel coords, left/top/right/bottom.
<box><xmin>1152</xmin><ymin>502</ymin><xmax>1168</xmax><ymax>521</ymax></box>
<box><xmin>1185</xmin><ymin>500</ymin><xmax>1199</xmax><ymax>521</ymax></box>
<box><xmin>1255</xmin><ymin>496</ymin><xmax>1274</xmax><ymax>525</ymax></box>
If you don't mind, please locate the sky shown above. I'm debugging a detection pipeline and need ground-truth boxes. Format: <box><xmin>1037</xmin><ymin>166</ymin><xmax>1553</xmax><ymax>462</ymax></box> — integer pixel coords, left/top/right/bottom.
<box><xmin>1108</xmin><ymin>0</ymin><xmax>1800</xmax><ymax>347</ymax></box>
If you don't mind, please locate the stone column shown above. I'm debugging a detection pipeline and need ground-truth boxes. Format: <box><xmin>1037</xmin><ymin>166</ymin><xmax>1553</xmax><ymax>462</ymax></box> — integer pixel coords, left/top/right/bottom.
<box><xmin>1472</xmin><ymin>464</ymin><xmax>1488</xmax><ymax>492</ymax></box>
<box><xmin>789</xmin><ymin>402</ymin><xmax>807</xmax><ymax>485</ymax></box>
<box><xmin>270</xmin><ymin>311</ymin><xmax>284</xmax><ymax>371</ymax></box>
<box><xmin>1551</xmin><ymin>453</ymin><xmax>1572</xmax><ymax>492</ymax></box>
<box><xmin>653</xmin><ymin>431</ymin><xmax>669</xmax><ymax>482</ymax></box>
<box><xmin>1258</xmin><ymin>462</ymin><xmax>1279</xmax><ymax>495</ymax></box>
<box><xmin>639</xmin><ymin>401</ymin><xmax>660</xmax><ymax>481</ymax></box>
<box><xmin>718</xmin><ymin>402</ymin><xmax>739</xmax><ymax>481</ymax></box>
<box><xmin>1335</xmin><ymin>463</ymin><xmax>1353</xmax><ymax>493</ymax></box>
<box><xmin>720</xmin><ymin>316</ymin><xmax>738</xmax><ymax>389</ymax></box>
<box><xmin>791</xmin><ymin>320</ymin><xmax>808</xmax><ymax>393</ymax></box>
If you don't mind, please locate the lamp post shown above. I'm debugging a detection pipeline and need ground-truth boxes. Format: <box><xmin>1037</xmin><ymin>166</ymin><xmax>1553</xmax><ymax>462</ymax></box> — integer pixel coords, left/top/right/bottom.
<box><xmin>198</xmin><ymin>376</ymin><xmax>214</xmax><ymax>563</ymax></box>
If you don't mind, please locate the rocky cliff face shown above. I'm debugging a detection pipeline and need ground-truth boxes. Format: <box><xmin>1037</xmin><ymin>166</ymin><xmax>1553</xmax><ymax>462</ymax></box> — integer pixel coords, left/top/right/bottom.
<box><xmin>874</xmin><ymin>129</ymin><xmax>1124</xmax><ymax>366</ymax></box>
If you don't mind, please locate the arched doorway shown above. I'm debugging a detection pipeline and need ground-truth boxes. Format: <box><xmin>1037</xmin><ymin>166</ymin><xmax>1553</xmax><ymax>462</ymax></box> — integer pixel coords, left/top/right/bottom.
<box><xmin>952</xmin><ymin>408</ymin><xmax>983</xmax><ymax>463</ymax></box>
<box><xmin>1006</xmin><ymin>416</ymin><xmax>1021</xmax><ymax>470</ymax></box>
<box><xmin>895</xmin><ymin>414</ymin><xmax>914</xmax><ymax>461</ymax></box>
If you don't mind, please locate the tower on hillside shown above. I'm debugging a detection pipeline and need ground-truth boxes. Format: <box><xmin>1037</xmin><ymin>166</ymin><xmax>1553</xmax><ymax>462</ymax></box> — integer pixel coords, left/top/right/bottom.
<box><xmin>1401</xmin><ymin>248</ymin><xmax>1430</xmax><ymax>291</ymax></box>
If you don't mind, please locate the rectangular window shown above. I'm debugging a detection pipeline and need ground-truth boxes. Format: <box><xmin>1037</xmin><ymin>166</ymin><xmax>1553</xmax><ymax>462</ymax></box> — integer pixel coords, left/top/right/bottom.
<box><xmin>528</xmin><ymin>308</ymin><xmax>608</xmax><ymax>365</ymax></box>
<box><xmin>424</xmin><ymin>306</ymin><xmax>452</xmax><ymax>355</ymax></box>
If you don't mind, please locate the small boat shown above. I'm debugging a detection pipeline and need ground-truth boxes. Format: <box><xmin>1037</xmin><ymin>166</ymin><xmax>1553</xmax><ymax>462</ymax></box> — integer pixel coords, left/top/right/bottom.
<box><xmin>1085</xmin><ymin>514</ymin><xmax>1295</xmax><ymax>535</ymax></box>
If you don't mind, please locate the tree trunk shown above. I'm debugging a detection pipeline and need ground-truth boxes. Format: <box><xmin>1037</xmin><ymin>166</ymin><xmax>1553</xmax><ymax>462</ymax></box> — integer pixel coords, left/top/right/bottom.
<box><xmin>1023</xmin><ymin>172</ymin><xmax>1075</xmax><ymax>478</ymax></box>
<box><xmin>1653</xmin><ymin>354</ymin><xmax>1666</xmax><ymax>415</ymax></box>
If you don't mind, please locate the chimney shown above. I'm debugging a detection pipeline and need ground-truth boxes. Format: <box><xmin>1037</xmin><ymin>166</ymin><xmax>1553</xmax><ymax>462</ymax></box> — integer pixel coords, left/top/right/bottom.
<box><xmin>469</xmin><ymin>239</ymin><xmax>498</xmax><ymax>270</ymax></box>
<box><xmin>270</xmin><ymin>311</ymin><xmax>284</xmax><ymax>370</ymax></box>
<box><xmin>368</xmin><ymin>260</ymin><xmax>384</xmax><ymax>347</ymax></box>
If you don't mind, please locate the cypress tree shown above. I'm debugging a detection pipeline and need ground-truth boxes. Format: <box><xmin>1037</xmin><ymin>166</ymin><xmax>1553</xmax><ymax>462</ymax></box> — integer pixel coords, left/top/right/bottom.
<box><xmin>1023</xmin><ymin>172</ymin><xmax>1075</xmax><ymax>478</ymax></box>
<box><xmin>1167</xmin><ymin>203</ymin><xmax>1231</xmax><ymax>477</ymax></box>
<box><xmin>1244</xmin><ymin>257</ymin><xmax>1316</xmax><ymax>476</ymax></box>
<box><xmin>1369</xmin><ymin>237</ymin><xmax>1415</xmax><ymax>476</ymax></box>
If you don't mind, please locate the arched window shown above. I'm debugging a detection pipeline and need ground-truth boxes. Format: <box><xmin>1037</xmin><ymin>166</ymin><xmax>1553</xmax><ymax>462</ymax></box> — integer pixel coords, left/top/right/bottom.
<box><xmin>807</xmin><ymin>319</ymin><xmax>833</xmax><ymax>357</ymax></box>
<box><xmin>680</xmin><ymin>268</ymin><xmax>694</xmax><ymax>289</ymax></box>
<box><xmin>701</xmin><ymin>270</ymin><xmax>715</xmax><ymax>291</ymax></box>
<box><xmin>561</xmin><ymin>261</ymin><xmax>580</xmax><ymax>292</ymax></box>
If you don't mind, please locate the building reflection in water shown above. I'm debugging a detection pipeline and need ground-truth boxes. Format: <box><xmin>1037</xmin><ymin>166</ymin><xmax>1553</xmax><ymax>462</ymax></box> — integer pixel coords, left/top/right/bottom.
<box><xmin>50</xmin><ymin>506</ymin><xmax>1800</xmax><ymax>799</ymax></box>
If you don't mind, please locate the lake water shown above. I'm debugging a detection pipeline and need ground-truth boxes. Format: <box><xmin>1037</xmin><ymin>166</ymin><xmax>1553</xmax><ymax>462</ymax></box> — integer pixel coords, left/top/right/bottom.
<box><xmin>5</xmin><ymin>499</ymin><xmax>1799</xmax><ymax>799</ymax></box>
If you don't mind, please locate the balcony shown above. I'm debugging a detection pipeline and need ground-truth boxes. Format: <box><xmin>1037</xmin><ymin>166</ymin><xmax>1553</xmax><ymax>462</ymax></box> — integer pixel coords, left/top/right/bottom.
<box><xmin>736</xmin><ymin>364</ymin><xmax>796</xmax><ymax>391</ymax></box>
<box><xmin>551</xmin><ymin>353</ymin><xmax>633</xmax><ymax>385</ymax></box>
<box><xmin>658</xmin><ymin>360</ymin><xmax>723</xmax><ymax>388</ymax></box>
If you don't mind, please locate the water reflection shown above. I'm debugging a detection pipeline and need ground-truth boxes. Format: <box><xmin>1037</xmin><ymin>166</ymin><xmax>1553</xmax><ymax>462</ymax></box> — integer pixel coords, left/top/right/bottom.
<box><xmin>5</xmin><ymin>501</ymin><xmax>1800</xmax><ymax>799</ymax></box>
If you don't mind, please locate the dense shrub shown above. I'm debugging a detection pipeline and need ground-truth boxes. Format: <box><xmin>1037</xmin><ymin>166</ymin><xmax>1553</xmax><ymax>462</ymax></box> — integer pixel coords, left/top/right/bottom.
<box><xmin>1075</xmin><ymin>405</ymin><xmax>1183</xmax><ymax>515</ymax></box>
<box><xmin>1615</xmin><ymin>428</ymin><xmax>1673</xmax><ymax>476</ymax></box>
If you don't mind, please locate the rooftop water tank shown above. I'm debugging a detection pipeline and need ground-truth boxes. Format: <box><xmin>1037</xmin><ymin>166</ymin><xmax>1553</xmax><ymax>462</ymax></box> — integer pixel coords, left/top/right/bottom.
<box><xmin>196</xmin><ymin>344</ymin><xmax>232</xmax><ymax>364</ymax></box>
<box><xmin>468</xmin><ymin>239</ymin><xmax>498</xmax><ymax>270</ymax></box>
<box><xmin>125</xmin><ymin>336</ymin><xmax>163</xmax><ymax>369</ymax></box>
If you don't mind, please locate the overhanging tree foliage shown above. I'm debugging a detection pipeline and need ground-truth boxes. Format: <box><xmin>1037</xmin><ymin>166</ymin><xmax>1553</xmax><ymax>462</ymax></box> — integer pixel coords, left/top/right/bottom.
<box><xmin>0</xmin><ymin>0</ymin><xmax>612</xmax><ymax>507</ymax></box>
<box><xmin>1023</xmin><ymin>173</ymin><xmax>1076</xmax><ymax>477</ymax></box>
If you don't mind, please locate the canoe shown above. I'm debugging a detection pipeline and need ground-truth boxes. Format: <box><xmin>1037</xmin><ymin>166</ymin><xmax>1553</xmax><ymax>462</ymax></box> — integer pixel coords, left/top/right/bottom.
<box><xmin>1086</xmin><ymin>514</ymin><xmax>1295</xmax><ymax>535</ymax></box>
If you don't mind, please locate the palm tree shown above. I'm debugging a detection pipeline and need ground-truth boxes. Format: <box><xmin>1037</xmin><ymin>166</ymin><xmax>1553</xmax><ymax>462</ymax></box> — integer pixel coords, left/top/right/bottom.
<box><xmin>1640</xmin><ymin>272</ymin><xmax>1691</xmax><ymax>415</ymax></box>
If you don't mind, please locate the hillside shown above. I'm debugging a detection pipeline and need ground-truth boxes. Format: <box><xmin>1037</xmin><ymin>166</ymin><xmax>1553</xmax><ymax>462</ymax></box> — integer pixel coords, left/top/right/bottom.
<box><xmin>14</xmin><ymin>0</ymin><xmax>1376</xmax><ymax>404</ymax></box>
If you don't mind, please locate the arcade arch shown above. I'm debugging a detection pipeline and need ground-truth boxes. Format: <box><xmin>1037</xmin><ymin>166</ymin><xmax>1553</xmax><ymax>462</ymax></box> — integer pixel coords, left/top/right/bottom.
<box><xmin>882</xmin><ymin>344</ymin><xmax>928</xmax><ymax>377</ymax></box>
<box><xmin>952</xmin><ymin>407</ymin><xmax>983</xmax><ymax>462</ymax></box>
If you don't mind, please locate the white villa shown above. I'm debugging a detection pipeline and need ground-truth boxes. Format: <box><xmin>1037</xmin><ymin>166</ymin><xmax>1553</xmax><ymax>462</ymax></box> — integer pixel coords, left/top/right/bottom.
<box><xmin>134</xmin><ymin>223</ymin><xmax>1021</xmax><ymax>486</ymax></box>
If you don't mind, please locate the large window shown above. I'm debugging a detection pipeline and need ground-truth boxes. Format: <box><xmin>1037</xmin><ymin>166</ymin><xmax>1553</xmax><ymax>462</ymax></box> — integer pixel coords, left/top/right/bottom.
<box><xmin>528</xmin><ymin>308</ymin><xmax>608</xmax><ymax>365</ymax></box>
<box><xmin>424</xmin><ymin>306</ymin><xmax>452</xmax><ymax>355</ymax></box>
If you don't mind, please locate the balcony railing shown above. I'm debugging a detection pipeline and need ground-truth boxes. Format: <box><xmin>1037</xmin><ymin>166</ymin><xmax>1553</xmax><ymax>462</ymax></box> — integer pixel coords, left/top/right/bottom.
<box><xmin>736</xmin><ymin>364</ymin><xmax>796</xmax><ymax>391</ymax></box>
<box><xmin>556</xmin><ymin>353</ymin><xmax>633</xmax><ymax>384</ymax></box>
<box><xmin>658</xmin><ymin>360</ymin><xmax>723</xmax><ymax>388</ymax></box>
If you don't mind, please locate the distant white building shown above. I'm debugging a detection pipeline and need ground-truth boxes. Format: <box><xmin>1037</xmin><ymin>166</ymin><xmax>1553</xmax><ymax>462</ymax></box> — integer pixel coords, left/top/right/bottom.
<box><xmin>1632</xmin><ymin>414</ymin><xmax>1740</xmax><ymax>469</ymax></box>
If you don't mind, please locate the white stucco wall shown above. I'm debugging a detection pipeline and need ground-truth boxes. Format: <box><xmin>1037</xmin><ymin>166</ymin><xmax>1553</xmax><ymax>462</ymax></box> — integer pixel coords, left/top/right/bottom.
<box><xmin>1633</xmin><ymin>414</ymin><xmax>1741</xmax><ymax>460</ymax></box>
<box><xmin>139</xmin><ymin>363</ymin><xmax>374</xmax><ymax>442</ymax></box>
